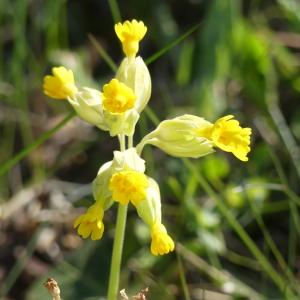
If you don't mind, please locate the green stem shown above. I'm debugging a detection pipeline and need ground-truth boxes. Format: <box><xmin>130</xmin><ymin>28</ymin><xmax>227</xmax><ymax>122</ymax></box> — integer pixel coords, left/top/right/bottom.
<box><xmin>107</xmin><ymin>135</ymin><xmax>128</xmax><ymax>300</ymax></box>
<box><xmin>107</xmin><ymin>204</ymin><xmax>128</xmax><ymax>300</ymax></box>
<box><xmin>176</xmin><ymin>250</ymin><xmax>191</xmax><ymax>300</ymax></box>
<box><xmin>128</xmin><ymin>135</ymin><xmax>133</xmax><ymax>148</ymax></box>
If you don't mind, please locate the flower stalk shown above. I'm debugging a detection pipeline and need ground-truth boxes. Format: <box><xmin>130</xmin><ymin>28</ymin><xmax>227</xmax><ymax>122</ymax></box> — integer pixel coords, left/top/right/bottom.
<box><xmin>107</xmin><ymin>134</ymin><xmax>128</xmax><ymax>300</ymax></box>
<box><xmin>107</xmin><ymin>203</ymin><xmax>128</xmax><ymax>300</ymax></box>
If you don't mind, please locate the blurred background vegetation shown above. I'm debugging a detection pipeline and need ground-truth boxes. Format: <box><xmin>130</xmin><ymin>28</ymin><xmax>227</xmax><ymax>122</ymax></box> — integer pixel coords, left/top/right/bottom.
<box><xmin>1</xmin><ymin>0</ymin><xmax>300</xmax><ymax>299</ymax></box>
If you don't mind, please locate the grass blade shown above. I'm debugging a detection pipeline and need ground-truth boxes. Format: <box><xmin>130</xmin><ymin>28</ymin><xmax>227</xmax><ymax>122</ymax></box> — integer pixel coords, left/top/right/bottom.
<box><xmin>176</xmin><ymin>250</ymin><xmax>191</xmax><ymax>300</ymax></box>
<box><xmin>145</xmin><ymin>22</ymin><xmax>202</xmax><ymax>65</ymax></box>
<box><xmin>0</xmin><ymin>223</ymin><xmax>46</xmax><ymax>297</ymax></box>
<box><xmin>182</xmin><ymin>158</ymin><xmax>293</xmax><ymax>297</ymax></box>
<box><xmin>88</xmin><ymin>34</ymin><xmax>118</xmax><ymax>73</ymax></box>
<box><xmin>108</xmin><ymin>0</ymin><xmax>121</xmax><ymax>23</ymax></box>
<box><xmin>0</xmin><ymin>112</ymin><xmax>75</xmax><ymax>177</ymax></box>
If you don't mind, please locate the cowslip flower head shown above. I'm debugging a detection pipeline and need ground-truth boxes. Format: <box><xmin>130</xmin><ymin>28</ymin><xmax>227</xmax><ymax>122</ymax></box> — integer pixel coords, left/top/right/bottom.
<box><xmin>93</xmin><ymin>148</ymin><xmax>146</xmax><ymax>207</ymax></box>
<box><xmin>102</xmin><ymin>78</ymin><xmax>136</xmax><ymax>114</ymax></box>
<box><xmin>109</xmin><ymin>170</ymin><xmax>149</xmax><ymax>205</ymax></box>
<box><xmin>101</xmin><ymin>78</ymin><xmax>139</xmax><ymax>136</ymax></box>
<box><xmin>135</xmin><ymin>178</ymin><xmax>174</xmax><ymax>256</ymax></box>
<box><xmin>115</xmin><ymin>19</ymin><xmax>147</xmax><ymax>58</ymax></box>
<box><xmin>68</xmin><ymin>87</ymin><xmax>108</xmax><ymax>130</ymax></box>
<box><xmin>74</xmin><ymin>201</ymin><xmax>104</xmax><ymax>240</ymax></box>
<box><xmin>43</xmin><ymin>66</ymin><xmax>78</xmax><ymax>100</ymax></box>
<box><xmin>116</xmin><ymin>56</ymin><xmax>151</xmax><ymax>113</ymax></box>
<box><xmin>196</xmin><ymin>115</ymin><xmax>251</xmax><ymax>161</ymax></box>
<box><xmin>136</xmin><ymin>114</ymin><xmax>215</xmax><ymax>158</ymax></box>
<box><xmin>150</xmin><ymin>222</ymin><xmax>175</xmax><ymax>256</ymax></box>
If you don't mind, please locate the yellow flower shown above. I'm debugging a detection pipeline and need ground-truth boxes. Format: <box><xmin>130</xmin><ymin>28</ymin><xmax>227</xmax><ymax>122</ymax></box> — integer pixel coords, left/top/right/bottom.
<box><xmin>150</xmin><ymin>222</ymin><xmax>175</xmax><ymax>256</ymax></box>
<box><xmin>115</xmin><ymin>19</ymin><xmax>147</xmax><ymax>57</ymax></box>
<box><xmin>196</xmin><ymin>115</ymin><xmax>251</xmax><ymax>161</ymax></box>
<box><xmin>109</xmin><ymin>170</ymin><xmax>148</xmax><ymax>205</ymax></box>
<box><xmin>102</xmin><ymin>79</ymin><xmax>136</xmax><ymax>114</ymax></box>
<box><xmin>43</xmin><ymin>66</ymin><xmax>78</xmax><ymax>100</ymax></box>
<box><xmin>74</xmin><ymin>202</ymin><xmax>104</xmax><ymax>240</ymax></box>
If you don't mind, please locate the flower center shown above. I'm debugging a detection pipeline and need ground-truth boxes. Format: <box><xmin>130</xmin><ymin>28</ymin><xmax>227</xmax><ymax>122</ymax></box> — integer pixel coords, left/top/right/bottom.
<box><xmin>102</xmin><ymin>78</ymin><xmax>136</xmax><ymax>113</ymax></box>
<box><xmin>109</xmin><ymin>170</ymin><xmax>148</xmax><ymax>205</ymax></box>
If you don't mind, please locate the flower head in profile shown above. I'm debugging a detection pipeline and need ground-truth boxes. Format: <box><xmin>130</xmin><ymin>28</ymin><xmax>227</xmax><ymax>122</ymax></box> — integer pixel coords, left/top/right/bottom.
<box><xmin>196</xmin><ymin>115</ymin><xmax>251</xmax><ymax>161</ymax></box>
<box><xmin>150</xmin><ymin>222</ymin><xmax>175</xmax><ymax>256</ymax></box>
<box><xmin>109</xmin><ymin>170</ymin><xmax>148</xmax><ymax>205</ymax></box>
<box><xmin>137</xmin><ymin>114</ymin><xmax>251</xmax><ymax>162</ymax></box>
<box><xmin>74</xmin><ymin>201</ymin><xmax>104</xmax><ymax>240</ymax></box>
<box><xmin>43</xmin><ymin>66</ymin><xmax>78</xmax><ymax>100</ymax></box>
<box><xmin>102</xmin><ymin>78</ymin><xmax>136</xmax><ymax>114</ymax></box>
<box><xmin>115</xmin><ymin>19</ymin><xmax>147</xmax><ymax>58</ymax></box>
<box><xmin>135</xmin><ymin>177</ymin><xmax>175</xmax><ymax>255</ymax></box>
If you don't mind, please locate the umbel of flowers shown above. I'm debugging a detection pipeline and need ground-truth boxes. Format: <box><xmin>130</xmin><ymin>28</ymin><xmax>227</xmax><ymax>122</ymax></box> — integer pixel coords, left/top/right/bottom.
<box><xmin>43</xmin><ymin>20</ymin><xmax>252</xmax><ymax>256</ymax></box>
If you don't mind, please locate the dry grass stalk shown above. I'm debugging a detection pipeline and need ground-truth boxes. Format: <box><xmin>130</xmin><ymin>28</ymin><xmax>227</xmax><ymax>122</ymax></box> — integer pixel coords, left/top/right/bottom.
<box><xmin>120</xmin><ymin>287</ymin><xmax>149</xmax><ymax>300</ymax></box>
<box><xmin>44</xmin><ymin>278</ymin><xmax>61</xmax><ymax>300</ymax></box>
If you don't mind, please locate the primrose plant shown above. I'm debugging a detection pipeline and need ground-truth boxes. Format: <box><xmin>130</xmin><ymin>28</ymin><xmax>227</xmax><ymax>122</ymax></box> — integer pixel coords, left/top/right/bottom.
<box><xmin>43</xmin><ymin>19</ymin><xmax>251</xmax><ymax>300</ymax></box>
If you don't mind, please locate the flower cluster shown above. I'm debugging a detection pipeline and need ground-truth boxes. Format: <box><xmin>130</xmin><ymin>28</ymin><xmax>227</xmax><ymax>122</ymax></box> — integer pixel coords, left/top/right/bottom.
<box><xmin>43</xmin><ymin>19</ymin><xmax>252</xmax><ymax>256</ymax></box>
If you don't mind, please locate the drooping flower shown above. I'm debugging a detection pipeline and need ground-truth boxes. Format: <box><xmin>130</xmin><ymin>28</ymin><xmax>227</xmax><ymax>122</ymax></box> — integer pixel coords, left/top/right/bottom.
<box><xmin>135</xmin><ymin>177</ymin><xmax>175</xmax><ymax>255</ymax></box>
<box><xmin>195</xmin><ymin>115</ymin><xmax>251</xmax><ymax>161</ymax></box>
<box><xmin>74</xmin><ymin>201</ymin><xmax>104</xmax><ymax>240</ymax></box>
<box><xmin>150</xmin><ymin>222</ymin><xmax>175</xmax><ymax>256</ymax></box>
<box><xmin>137</xmin><ymin>114</ymin><xmax>251</xmax><ymax>162</ymax></box>
<box><xmin>136</xmin><ymin>114</ymin><xmax>215</xmax><ymax>158</ymax></box>
<box><xmin>109</xmin><ymin>170</ymin><xmax>148</xmax><ymax>205</ymax></box>
<box><xmin>43</xmin><ymin>66</ymin><xmax>78</xmax><ymax>100</ymax></box>
<box><xmin>102</xmin><ymin>79</ymin><xmax>136</xmax><ymax>114</ymax></box>
<box><xmin>115</xmin><ymin>20</ymin><xmax>147</xmax><ymax>58</ymax></box>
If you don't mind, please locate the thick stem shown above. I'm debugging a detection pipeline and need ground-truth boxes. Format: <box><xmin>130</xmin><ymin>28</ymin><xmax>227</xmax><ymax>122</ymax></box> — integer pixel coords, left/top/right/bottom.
<box><xmin>107</xmin><ymin>134</ymin><xmax>128</xmax><ymax>300</ymax></box>
<box><xmin>107</xmin><ymin>204</ymin><xmax>128</xmax><ymax>300</ymax></box>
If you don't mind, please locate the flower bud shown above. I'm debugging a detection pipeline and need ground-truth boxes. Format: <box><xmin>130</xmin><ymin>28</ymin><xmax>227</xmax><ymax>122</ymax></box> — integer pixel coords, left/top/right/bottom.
<box><xmin>116</xmin><ymin>56</ymin><xmax>151</xmax><ymax>113</ymax></box>
<box><xmin>136</xmin><ymin>114</ymin><xmax>215</xmax><ymax>158</ymax></box>
<box><xmin>68</xmin><ymin>87</ymin><xmax>108</xmax><ymax>131</ymax></box>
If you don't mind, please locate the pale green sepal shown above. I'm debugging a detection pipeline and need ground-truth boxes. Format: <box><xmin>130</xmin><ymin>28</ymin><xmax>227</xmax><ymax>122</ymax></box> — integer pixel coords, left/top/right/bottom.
<box><xmin>112</xmin><ymin>148</ymin><xmax>146</xmax><ymax>173</ymax></box>
<box><xmin>104</xmin><ymin>109</ymin><xmax>140</xmax><ymax>137</ymax></box>
<box><xmin>92</xmin><ymin>161</ymin><xmax>114</xmax><ymax>210</ymax></box>
<box><xmin>116</xmin><ymin>56</ymin><xmax>151</xmax><ymax>113</ymax></box>
<box><xmin>68</xmin><ymin>87</ymin><xmax>108</xmax><ymax>131</ymax></box>
<box><xmin>137</xmin><ymin>114</ymin><xmax>215</xmax><ymax>158</ymax></box>
<box><xmin>135</xmin><ymin>177</ymin><xmax>161</xmax><ymax>226</ymax></box>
